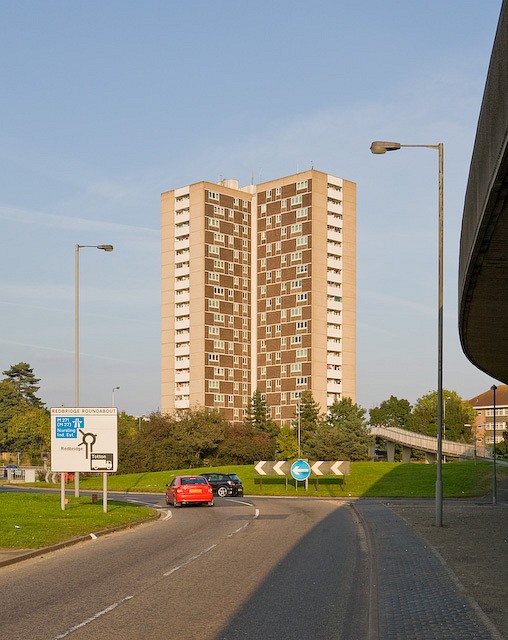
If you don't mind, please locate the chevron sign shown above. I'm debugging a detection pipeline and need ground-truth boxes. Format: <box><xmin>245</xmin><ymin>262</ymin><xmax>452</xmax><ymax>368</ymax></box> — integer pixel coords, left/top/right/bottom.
<box><xmin>254</xmin><ymin>460</ymin><xmax>350</xmax><ymax>476</ymax></box>
<box><xmin>311</xmin><ymin>461</ymin><xmax>351</xmax><ymax>476</ymax></box>
<box><xmin>254</xmin><ymin>460</ymin><xmax>290</xmax><ymax>476</ymax></box>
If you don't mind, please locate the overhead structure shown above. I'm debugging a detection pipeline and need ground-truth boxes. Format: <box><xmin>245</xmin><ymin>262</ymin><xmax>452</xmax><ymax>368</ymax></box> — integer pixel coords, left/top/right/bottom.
<box><xmin>459</xmin><ymin>2</ymin><xmax>508</xmax><ymax>383</ymax></box>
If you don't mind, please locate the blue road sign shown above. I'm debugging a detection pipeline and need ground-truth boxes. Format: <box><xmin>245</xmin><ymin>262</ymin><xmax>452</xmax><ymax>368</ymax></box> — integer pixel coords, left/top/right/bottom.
<box><xmin>291</xmin><ymin>459</ymin><xmax>311</xmax><ymax>481</ymax></box>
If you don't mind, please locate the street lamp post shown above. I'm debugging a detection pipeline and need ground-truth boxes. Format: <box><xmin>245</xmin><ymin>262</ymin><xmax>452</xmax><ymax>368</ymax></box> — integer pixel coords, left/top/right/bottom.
<box><xmin>491</xmin><ymin>384</ymin><xmax>497</xmax><ymax>505</ymax></box>
<box><xmin>297</xmin><ymin>401</ymin><xmax>301</xmax><ymax>459</ymax></box>
<box><xmin>112</xmin><ymin>386</ymin><xmax>120</xmax><ymax>407</ymax></box>
<box><xmin>370</xmin><ymin>140</ymin><xmax>444</xmax><ymax>527</ymax></box>
<box><xmin>74</xmin><ymin>244</ymin><xmax>114</xmax><ymax>497</ymax></box>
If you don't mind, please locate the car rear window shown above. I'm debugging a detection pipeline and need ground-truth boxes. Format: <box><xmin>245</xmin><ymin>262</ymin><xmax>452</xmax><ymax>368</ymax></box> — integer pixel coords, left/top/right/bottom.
<box><xmin>181</xmin><ymin>476</ymin><xmax>207</xmax><ymax>485</ymax></box>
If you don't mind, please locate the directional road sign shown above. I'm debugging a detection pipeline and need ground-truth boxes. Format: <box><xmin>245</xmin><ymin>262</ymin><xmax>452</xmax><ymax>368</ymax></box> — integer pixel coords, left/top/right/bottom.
<box><xmin>290</xmin><ymin>459</ymin><xmax>311</xmax><ymax>481</ymax></box>
<box><xmin>51</xmin><ymin>407</ymin><xmax>118</xmax><ymax>472</ymax></box>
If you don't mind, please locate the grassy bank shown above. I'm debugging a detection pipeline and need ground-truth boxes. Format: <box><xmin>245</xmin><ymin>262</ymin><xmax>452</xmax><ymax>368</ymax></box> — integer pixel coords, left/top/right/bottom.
<box><xmin>74</xmin><ymin>459</ymin><xmax>502</xmax><ymax>498</ymax></box>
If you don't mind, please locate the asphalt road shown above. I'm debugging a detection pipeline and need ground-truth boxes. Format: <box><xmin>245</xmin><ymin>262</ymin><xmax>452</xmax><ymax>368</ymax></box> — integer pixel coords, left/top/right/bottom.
<box><xmin>0</xmin><ymin>496</ymin><xmax>371</xmax><ymax>640</ymax></box>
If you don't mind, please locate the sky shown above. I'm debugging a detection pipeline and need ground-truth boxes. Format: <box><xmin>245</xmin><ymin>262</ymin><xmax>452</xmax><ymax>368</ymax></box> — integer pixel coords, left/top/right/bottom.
<box><xmin>0</xmin><ymin>0</ymin><xmax>503</xmax><ymax>417</ymax></box>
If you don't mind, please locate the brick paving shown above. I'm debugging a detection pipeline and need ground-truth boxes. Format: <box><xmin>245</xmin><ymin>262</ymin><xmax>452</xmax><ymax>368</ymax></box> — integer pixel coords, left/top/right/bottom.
<box><xmin>356</xmin><ymin>500</ymin><xmax>504</xmax><ymax>639</ymax></box>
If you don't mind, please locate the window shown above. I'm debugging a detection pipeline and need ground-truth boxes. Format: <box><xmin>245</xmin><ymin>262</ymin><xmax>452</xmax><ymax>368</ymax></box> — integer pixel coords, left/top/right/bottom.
<box><xmin>296</xmin><ymin>180</ymin><xmax>308</xmax><ymax>191</ymax></box>
<box><xmin>296</xmin><ymin>236</ymin><xmax>308</xmax><ymax>247</ymax></box>
<box><xmin>296</xmin><ymin>264</ymin><xmax>308</xmax><ymax>274</ymax></box>
<box><xmin>296</xmin><ymin>320</ymin><xmax>308</xmax><ymax>330</ymax></box>
<box><xmin>208</xmin><ymin>326</ymin><xmax>220</xmax><ymax>336</ymax></box>
<box><xmin>208</xmin><ymin>380</ymin><xmax>219</xmax><ymax>390</ymax></box>
<box><xmin>296</xmin><ymin>348</ymin><xmax>308</xmax><ymax>358</ymax></box>
<box><xmin>213</xmin><ymin>287</ymin><xmax>224</xmax><ymax>296</ymax></box>
<box><xmin>213</xmin><ymin>313</ymin><xmax>225</xmax><ymax>323</ymax></box>
<box><xmin>296</xmin><ymin>292</ymin><xmax>308</xmax><ymax>302</ymax></box>
<box><xmin>208</xmin><ymin>272</ymin><xmax>219</xmax><ymax>282</ymax></box>
<box><xmin>297</xmin><ymin>377</ymin><xmax>308</xmax><ymax>386</ymax></box>
<box><xmin>291</xmin><ymin>335</ymin><xmax>302</xmax><ymax>345</ymax></box>
<box><xmin>296</xmin><ymin>207</ymin><xmax>309</xmax><ymax>219</ymax></box>
<box><xmin>208</xmin><ymin>353</ymin><xmax>219</xmax><ymax>362</ymax></box>
<box><xmin>208</xmin><ymin>299</ymin><xmax>219</xmax><ymax>309</ymax></box>
<box><xmin>291</xmin><ymin>223</ymin><xmax>302</xmax><ymax>235</ymax></box>
<box><xmin>208</xmin><ymin>191</ymin><xmax>219</xmax><ymax>200</ymax></box>
<box><xmin>291</xmin><ymin>195</ymin><xmax>303</xmax><ymax>206</ymax></box>
<box><xmin>291</xmin><ymin>362</ymin><xmax>302</xmax><ymax>373</ymax></box>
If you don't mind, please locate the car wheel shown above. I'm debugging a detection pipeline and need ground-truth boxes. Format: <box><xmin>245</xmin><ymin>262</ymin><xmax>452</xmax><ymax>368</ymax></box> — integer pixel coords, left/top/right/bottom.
<box><xmin>217</xmin><ymin>486</ymin><xmax>228</xmax><ymax>497</ymax></box>
<box><xmin>165</xmin><ymin>496</ymin><xmax>171</xmax><ymax>505</ymax></box>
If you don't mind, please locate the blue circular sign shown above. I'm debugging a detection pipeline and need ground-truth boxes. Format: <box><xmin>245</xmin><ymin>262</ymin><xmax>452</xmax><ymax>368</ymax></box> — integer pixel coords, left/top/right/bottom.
<box><xmin>291</xmin><ymin>459</ymin><xmax>311</xmax><ymax>481</ymax></box>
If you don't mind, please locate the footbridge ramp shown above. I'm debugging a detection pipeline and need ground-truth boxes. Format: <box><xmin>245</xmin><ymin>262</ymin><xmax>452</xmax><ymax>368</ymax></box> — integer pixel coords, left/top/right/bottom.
<box><xmin>370</xmin><ymin>425</ymin><xmax>477</xmax><ymax>463</ymax></box>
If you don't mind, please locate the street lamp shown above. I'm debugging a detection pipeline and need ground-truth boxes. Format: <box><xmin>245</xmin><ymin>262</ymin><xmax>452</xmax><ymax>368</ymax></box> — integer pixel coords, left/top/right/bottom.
<box><xmin>297</xmin><ymin>401</ymin><xmax>301</xmax><ymax>459</ymax></box>
<box><xmin>370</xmin><ymin>140</ymin><xmax>444</xmax><ymax>527</ymax></box>
<box><xmin>491</xmin><ymin>385</ymin><xmax>497</xmax><ymax>505</ymax></box>
<box><xmin>74</xmin><ymin>244</ymin><xmax>114</xmax><ymax>497</ymax></box>
<box><xmin>112</xmin><ymin>386</ymin><xmax>120</xmax><ymax>407</ymax></box>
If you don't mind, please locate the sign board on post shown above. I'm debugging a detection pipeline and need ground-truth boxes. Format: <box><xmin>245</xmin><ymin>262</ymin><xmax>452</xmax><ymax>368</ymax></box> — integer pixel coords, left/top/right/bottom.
<box><xmin>290</xmin><ymin>459</ymin><xmax>311</xmax><ymax>482</ymax></box>
<box><xmin>51</xmin><ymin>408</ymin><xmax>118</xmax><ymax>512</ymax></box>
<box><xmin>50</xmin><ymin>407</ymin><xmax>118</xmax><ymax>473</ymax></box>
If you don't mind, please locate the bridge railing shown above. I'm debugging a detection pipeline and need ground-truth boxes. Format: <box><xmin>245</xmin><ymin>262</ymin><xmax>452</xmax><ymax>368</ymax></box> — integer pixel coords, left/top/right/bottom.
<box><xmin>370</xmin><ymin>425</ymin><xmax>477</xmax><ymax>459</ymax></box>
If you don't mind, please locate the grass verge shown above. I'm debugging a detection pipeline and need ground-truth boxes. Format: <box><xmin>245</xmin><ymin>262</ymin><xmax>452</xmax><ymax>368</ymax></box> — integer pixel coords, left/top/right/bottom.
<box><xmin>0</xmin><ymin>492</ymin><xmax>155</xmax><ymax>549</ymax></box>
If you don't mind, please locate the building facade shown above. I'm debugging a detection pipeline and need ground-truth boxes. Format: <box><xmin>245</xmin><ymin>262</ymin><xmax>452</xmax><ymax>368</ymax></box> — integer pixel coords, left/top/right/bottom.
<box><xmin>161</xmin><ymin>170</ymin><xmax>356</xmax><ymax>426</ymax></box>
<box><xmin>468</xmin><ymin>385</ymin><xmax>508</xmax><ymax>455</ymax></box>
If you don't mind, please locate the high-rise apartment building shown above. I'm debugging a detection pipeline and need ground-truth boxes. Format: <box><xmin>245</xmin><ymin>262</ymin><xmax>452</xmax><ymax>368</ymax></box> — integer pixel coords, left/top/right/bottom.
<box><xmin>161</xmin><ymin>170</ymin><xmax>356</xmax><ymax>426</ymax></box>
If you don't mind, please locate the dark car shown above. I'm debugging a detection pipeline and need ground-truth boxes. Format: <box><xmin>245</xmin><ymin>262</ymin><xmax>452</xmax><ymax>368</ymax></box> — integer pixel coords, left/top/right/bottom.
<box><xmin>200</xmin><ymin>472</ymin><xmax>243</xmax><ymax>498</ymax></box>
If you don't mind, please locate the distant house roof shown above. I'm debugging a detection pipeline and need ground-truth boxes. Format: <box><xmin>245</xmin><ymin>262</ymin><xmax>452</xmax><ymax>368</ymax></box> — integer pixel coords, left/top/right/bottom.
<box><xmin>468</xmin><ymin>384</ymin><xmax>508</xmax><ymax>408</ymax></box>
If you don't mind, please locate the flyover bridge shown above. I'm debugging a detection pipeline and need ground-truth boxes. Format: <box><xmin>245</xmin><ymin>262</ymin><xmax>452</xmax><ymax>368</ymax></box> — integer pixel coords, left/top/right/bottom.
<box><xmin>370</xmin><ymin>425</ymin><xmax>478</xmax><ymax>463</ymax></box>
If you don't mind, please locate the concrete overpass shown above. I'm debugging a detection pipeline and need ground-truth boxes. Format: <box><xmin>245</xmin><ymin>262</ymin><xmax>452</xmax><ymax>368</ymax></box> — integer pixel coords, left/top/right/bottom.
<box><xmin>459</xmin><ymin>2</ymin><xmax>508</xmax><ymax>382</ymax></box>
<box><xmin>370</xmin><ymin>425</ymin><xmax>478</xmax><ymax>463</ymax></box>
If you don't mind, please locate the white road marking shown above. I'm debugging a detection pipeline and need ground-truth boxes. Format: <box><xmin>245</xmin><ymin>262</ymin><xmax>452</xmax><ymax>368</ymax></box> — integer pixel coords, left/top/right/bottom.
<box><xmin>226</xmin><ymin>498</ymin><xmax>254</xmax><ymax>507</ymax></box>
<box><xmin>51</xmin><ymin>596</ymin><xmax>134</xmax><ymax>639</ymax></box>
<box><xmin>163</xmin><ymin>544</ymin><xmax>217</xmax><ymax>576</ymax></box>
<box><xmin>51</xmin><ymin>501</ymin><xmax>258</xmax><ymax>637</ymax></box>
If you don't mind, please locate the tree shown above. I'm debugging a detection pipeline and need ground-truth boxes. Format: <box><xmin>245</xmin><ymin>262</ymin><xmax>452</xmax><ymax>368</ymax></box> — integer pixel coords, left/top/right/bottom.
<box><xmin>6</xmin><ymin>407</ymin><xmax>50</xmax><ymax>464</ymax></box>
<box><xmin>171</xmin><ymin>407</ymin><xmax>227</xmax><ymax>467</ymax></box>
<box><xmin>215</xmin><ymin>422</ymin><xmax>274</xmax><ymax>464</ymax></box>
<box><xmin>308</xmin><ymin>397</ymin><xmax>372</xmax><ymax>461</ymax></box>
<box><xmin>291</xmin><ymin>390</ymin><xmax>322</xmax><ymax>457</ymax></box>
<box><xmin>276</xmin><ymin>424</ymin><xmax>298</xmax><ymax>460</ymax></box>
<box><xmin>369</xmin><ymin>395</ymin><xmax>413</xmax><ymax>429</ymax></box>
<box><xmin>411</xmin><ymin>390</ymin><xmax>476</xmax><ymax>442</ymax></box>
<box><xmin>0</xmin><ymin>380</ymin><xmax>28</xmax><ymax>451</ymax></box>
<box><xmin>244</xmin><ymin>390</ymin><xmax>279</xmax><ymax>438</ymax></box>
<box><xmin>2</xmin><ymin>362</ymin><xmax>45</xmax><ymax>408</ymax></box>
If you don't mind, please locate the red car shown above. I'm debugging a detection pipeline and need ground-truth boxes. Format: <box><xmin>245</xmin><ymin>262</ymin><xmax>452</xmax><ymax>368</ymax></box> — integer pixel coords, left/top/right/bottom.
<box><xmin>166</xmin><ymin>475</ymin><xmax>214</xmax><ymax>507</ymax></box>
